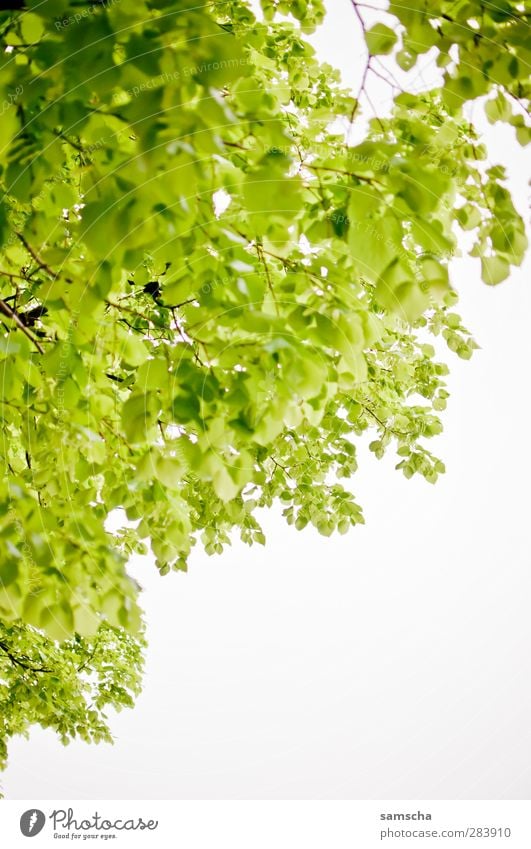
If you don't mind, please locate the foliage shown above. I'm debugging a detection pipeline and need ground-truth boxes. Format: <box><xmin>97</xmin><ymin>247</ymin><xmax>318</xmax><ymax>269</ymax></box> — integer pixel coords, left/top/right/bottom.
<box><xmin>0</xmin><ymin>621</ymin><xmax>144</xmax><ymax>791</ymax></box>
<box><xmin>0</xmin><ymin>0</ymin><xmax>528</xmax><ymax>777</ymax></box>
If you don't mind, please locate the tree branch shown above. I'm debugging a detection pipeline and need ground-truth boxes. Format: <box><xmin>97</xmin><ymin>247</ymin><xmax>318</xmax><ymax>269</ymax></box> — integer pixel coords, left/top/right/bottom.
<box><xmin>16</xmin><ymin>232</ymin><xmax>58</xmax><ymax>280</ymax></box>
<box><xmin>0</xmin><ymin>640</ymin><xmax>51</xmax><ymax>674</ymax></box>
<box><xmin>0</xmin><ymin>298</ymin><xmax>44</xmax><ymax>353</ymax></box>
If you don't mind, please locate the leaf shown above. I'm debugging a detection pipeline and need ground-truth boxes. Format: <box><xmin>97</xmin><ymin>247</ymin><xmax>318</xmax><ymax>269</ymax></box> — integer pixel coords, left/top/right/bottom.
<box><xmin>20</xmin><ymin>12</ymin><xmax>44</xmax><ymax>43</ymax></box>
<box><xmin>121</xmin><ymin>392</ymin><xmax>155</xmax><ymax>443</ymax></box>
<box><xmin>366</xmin><ymin>23</ymin><xmax>397</xmax><ymax>55</ymax></box>
<box><xmin>0</xmin><ymin>202</ymin><xmax>8</xmax><ymax>249</ymax></box>
<box><xmin>41</xmin><ymin>604</ymin><xmax>74</xmax><ymax>642</ymax></box>
<box><xmin>348</xmin><ymin>215</ymin><xmax>402</xmax><ymax>281</ymax></box>
<box><xmin>155</xmin><ymin>456</ymin><xmax>183</xmax><ymax>488</ymax></box>
<box><xmin>136</xmin><ymin>357</ymin><xmax>169</xmax><ymax>391</ymax></box>
<box><xmin>73</xmin><ymin>604</ymin><xmax>100</xmax><ymax>638</ymax></box>
<box><xmin>419</xmin><ymin>256</ymin><xmax>450</xmax><ymax>300</ymax></box>
<box><xmin>481</xmin><ymin>255</ymin><xmax>510</xmax><ymax>285</ymax></box>
<box><xmin>0</xmin><ymin>560</ymin><xmax>19</xmax><ymax>589</ymax></box>
<box><xmin>242</xmin><ymin>167</ymin><xmax>304</xmax><ymax>221</ymax></box>
<box><xmin>211</xmin><ymin>462</ymin><xmax>241</xmax><ymax>502</ymax></box>
<box><xmin>0</xmin><ymin>338</ymin><xmax>20</xmax><ymax>359</ymax></box>
<box><xmin>485</xmin><ymin>94</ymin><xmax>511</xmax><ymax>124</ymax></box>
<box><xmin>120</xmin><ymin>333</ymin><xmax>149</xmax><ymax>367</ymax></box>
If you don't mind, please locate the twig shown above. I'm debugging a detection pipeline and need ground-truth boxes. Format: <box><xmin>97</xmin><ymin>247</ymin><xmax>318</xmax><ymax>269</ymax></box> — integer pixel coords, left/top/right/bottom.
<box><xmin>0</xmin><ymin>298</ymin><xmax>44</xmax><ymax>353</ymax></box>
<box><xmin>348</xmin><ymin>3</ymin><xmax>387</xmax><ymax>136</ymax></box>
<box><xmin>77</xmin><ymin>637</ymin><xmax>100</xmax><ymax>673</ymax></box>
<box><xmin>0</xmin><ymin>640</ymin><xmax>51</xmax><ymax>674</ymax></box>
<box><xmin>0</xmin><ymin>269</ymin><xmax>29</xmax><ymax>282</ymax></box>
<box><xmin>256</xmin><ymin>243</ymin><xmax>279</xmax><ymax>315</ymax></box>
<box><xmin>16</xmin><ymin>233</ymin><xmax>58</xmax><ymax>279</ymax></box>
<box><xmin>306</xmin><ymin>164</ymin><xmax>383</xmax><ymax>185</ymax></box>
<box><xmin>272</xmin><ymin>458</ymin><xmax>292</xmax><ymax>478</ymax></box>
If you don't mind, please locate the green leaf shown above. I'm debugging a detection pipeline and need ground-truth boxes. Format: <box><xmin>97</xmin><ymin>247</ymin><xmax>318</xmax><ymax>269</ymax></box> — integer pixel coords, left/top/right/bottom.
<box><xmin>481</xmin><ymin>255</ymin><xmax>510</xmax><ymax>285</ymax></box>
<box><xmin>348</xmin><ymin>216</ymin><xmax>402</xmax><ymax>282</ymax></box>
<box><xmin>20</xmin><ymin>12</ymin><xmax>45</xmax><ymax>43</ymax></box>
<box><xmin>136</xmin><ymin>357</ymin><xmax>169</xmax><ymax>391</ymax></box>
<box><xmin>0</xmin><ymin>560</ymin><xmax>19</xmax><ymax>589</ymax></box>
<box><xmin>366</xmin><ymin>23</ymin><xmax>397</xmax><ymax>55</ymax></box>
<box><xmin>120</xmin><ymin>333</ymin><xmax>149</xmax><ymax>367</ymax></box>
<box><xmin>0</xmin><ymin>338</ymin><xmax>20</xmax><ymax>359</ymax></box>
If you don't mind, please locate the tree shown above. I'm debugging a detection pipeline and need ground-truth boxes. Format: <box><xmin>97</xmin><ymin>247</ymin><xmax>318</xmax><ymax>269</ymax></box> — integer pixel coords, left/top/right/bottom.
<box><xmin>0</xmin><ymin>621</ymin><xmax>144</xmax><ymax>780</ymax></box>
<box><xmin>0</xmin><ymin>0</ymin><xmax>528</xmax><ymax>782</ymax></box>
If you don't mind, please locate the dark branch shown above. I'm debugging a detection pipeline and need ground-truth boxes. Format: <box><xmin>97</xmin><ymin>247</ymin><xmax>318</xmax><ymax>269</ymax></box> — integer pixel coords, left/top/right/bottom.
<box><xmin>0</xmin><ymin>640</ymin><xmax>51</xmax><ymax>674</ymax></box>
<box><xmin>0</xmin><ymin>298</ymin><xmax>44</xmax><ymax>353</ymax></box>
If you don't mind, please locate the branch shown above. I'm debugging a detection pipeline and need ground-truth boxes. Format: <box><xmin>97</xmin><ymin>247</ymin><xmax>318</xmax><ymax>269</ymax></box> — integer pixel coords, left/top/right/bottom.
<box><xmin>0</xmin><ymin>640</ymin><xmax>51</xmax><ymax>674</ymax></box>
<box><xmin>348</xmin><ymin>4</ymin><xmax>387</xmax><ymax>136</ymax></box>
<box><xmin>16</xmin><ymin>232</ymin><xmax>58</xmax><ymax>279</ymax></box>
<box><xmin>349</xmin><ymin>1</ymin><xmax>369</xmax><ymax>129</ymax></box>
<box><xmin>504</xmin><ymin>88</ymin><xmax>531</xmax><ymax>119</ymax></box>
<box><xmin>368</xmin><ymin>58</ymin><xmax>402</xmax><ymax>93</ymax></box>
<box><xmin>77</xmin><ymin>637</ymin><xmax>100</xmax><ymax>673</ymax></box>
<box><xmin>256</xmin><ymin>242</ymin><xmax>279</xmax><ymax>315</ymax></box>
<box><xmin>0</xmin><ymin>298</ymin><xmax>44</xmax><ymax>353</ymax></box>
<box><xmin>0</xmin><ymin>269</ymin><xmax>30</xmax><ymax>282</ymax></box>
<box><xmin>105</xmin><ymin>299</ymin><xmax>152</xmax><ymax>324</ymax></box>
<box><xmin>306</xmin><ymin>164</ymin><xmax>384</xmax><ymax>185</ymax></box>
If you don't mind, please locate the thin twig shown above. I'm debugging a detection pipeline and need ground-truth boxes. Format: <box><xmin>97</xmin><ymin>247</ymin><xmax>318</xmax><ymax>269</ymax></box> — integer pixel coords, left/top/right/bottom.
<box><xmin>77</xmin><ymin>637</ymin><xmax>100</xmax><ymax>673</ymax></box>
<box><xmin>16</xmin><ymin>233</ymin><xmax>58</xmax><ymax>279</ymax></box>
<box><xmin>256</xmin><ymin>243</ymin><xmax>279</xmax><ymax>315</ymax></box>
<box><xmin>306</xmin><ymin>164</ymin><xmax>383</xmax><ymax>185</ymax></box>
<box><xmin>0</xmin><ymin>640</ymin><xmax>51</xmax><ymax>674</ymax></box>
<box><xmin>0</xmin><ymin>298</ymin><xmax>44</xmax><ymax>353</ymax></box>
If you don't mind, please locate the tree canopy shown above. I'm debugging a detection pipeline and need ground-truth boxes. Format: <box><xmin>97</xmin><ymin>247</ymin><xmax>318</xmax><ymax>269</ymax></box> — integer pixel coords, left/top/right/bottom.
<box><xmin>0</xmin><ymin>0</ymin><xmax>528</xmax><ymax>783</ymax></box>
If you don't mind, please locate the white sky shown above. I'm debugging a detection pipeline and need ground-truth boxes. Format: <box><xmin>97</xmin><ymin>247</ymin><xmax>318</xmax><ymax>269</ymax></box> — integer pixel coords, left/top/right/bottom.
<box><xmin>4</xmin><ymin>0</ymin><xmax>531</xmax><ymax>800</ymax></box>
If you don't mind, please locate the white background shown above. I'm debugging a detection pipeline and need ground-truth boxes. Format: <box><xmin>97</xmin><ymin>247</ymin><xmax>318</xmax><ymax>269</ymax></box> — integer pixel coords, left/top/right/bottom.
<box><xmin>4</xmin><ymin>0</ymin><xmax>531</xmax><ymax>799</ymax></box>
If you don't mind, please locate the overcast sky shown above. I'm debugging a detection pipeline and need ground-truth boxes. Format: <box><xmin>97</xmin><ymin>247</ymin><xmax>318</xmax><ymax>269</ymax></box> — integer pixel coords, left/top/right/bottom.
<box><xmin>5</xmin><ymin>0</ymin><xmax>531</xmax><ymax>800</ymax></box>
